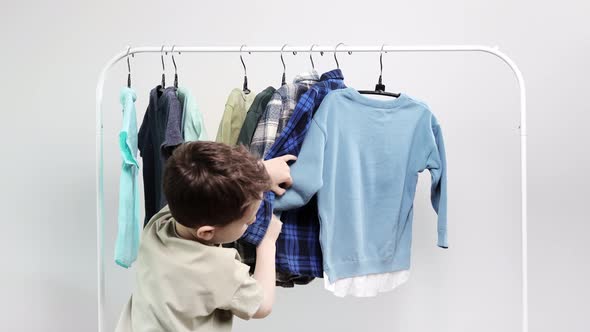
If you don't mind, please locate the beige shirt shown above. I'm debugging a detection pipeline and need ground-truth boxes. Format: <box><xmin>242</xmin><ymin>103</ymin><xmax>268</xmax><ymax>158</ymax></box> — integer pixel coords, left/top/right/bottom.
<box><xmin>115</xmin><ymin>207</ymin><xmax>263</xmax><ymax>332</ymax></box>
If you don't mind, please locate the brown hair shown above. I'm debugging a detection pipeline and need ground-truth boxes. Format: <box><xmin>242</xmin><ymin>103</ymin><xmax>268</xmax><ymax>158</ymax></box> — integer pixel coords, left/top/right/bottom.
<box><xmin>163</xmin><ymin>141</ymin><xmax>271</xmax><ymax>228</ymax></box>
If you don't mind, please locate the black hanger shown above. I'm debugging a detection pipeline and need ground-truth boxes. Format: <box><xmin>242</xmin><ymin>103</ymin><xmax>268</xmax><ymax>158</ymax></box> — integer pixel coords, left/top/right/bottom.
<box><xmin>126</xmin><ymin>46</ymin><xmax>134</xmax><ymax>88</ymax></box>
<box><xmin>171</xmin><ymin>45</ymin><xmax>179</xmax><ymax>88</ymax></box>
<box><xmin>358</xmin><ymin>44</ymin><xmax>400</xmax><ymax>98</ymax></box>
<box><xmin>240</xmin><ymin>45</ymin><xmax>251</xmax><ymax>94</ymax></box>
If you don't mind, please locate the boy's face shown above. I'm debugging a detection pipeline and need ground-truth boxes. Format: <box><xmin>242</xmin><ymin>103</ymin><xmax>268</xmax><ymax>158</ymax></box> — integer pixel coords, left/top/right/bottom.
<box><xmin>197</xmin><ymin>198</ymin><xmax>262</xmax><ymax>244</ymax></box>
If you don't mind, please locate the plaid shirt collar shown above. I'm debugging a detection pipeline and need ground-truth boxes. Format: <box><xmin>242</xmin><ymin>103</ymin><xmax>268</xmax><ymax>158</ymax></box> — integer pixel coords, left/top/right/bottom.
<box><xmin>292</xmin><ymin>70</ymin><xmax>320</xmax><ymax>85</ymax></box>
<box><xmin>319</xmin><ymin>68</ymin><xmax>344</xmax><ymax>81</ymax></box>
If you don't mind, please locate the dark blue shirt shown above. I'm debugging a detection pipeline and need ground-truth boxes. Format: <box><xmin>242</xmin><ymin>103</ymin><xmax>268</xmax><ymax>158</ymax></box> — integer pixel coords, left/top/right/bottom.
<box><xmin>138</xmin><ymin>86</ymin><xmax>182</xmax><ymax>225</ymax></box>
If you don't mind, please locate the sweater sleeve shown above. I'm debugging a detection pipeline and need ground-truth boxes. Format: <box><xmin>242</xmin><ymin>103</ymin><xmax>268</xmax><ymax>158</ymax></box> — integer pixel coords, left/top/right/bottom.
<box><xmin>273</xmin><ymin>119</ymin><xmax>326</xmax><ymax>211</ymax></box>
<box><xmin>425</xmin><ymin>121</ymin><xmax>448</xmax><ymax>249</ymax></box>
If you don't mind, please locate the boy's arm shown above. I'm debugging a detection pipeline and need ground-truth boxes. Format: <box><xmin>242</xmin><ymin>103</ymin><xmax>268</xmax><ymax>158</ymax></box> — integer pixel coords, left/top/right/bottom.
<box><xmin>251</xmin><ymin>215</ymin><xmax>282</xmax><ymax>318</ymax></box>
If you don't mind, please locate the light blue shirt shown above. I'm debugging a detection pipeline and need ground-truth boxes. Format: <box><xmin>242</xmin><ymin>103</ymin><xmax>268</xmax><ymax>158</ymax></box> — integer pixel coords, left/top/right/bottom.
<box><xmin>274</xmin><ymin>88</ymin><xmax>448</xmax><ymax>282</ymax></box>
<box><xmin>115</xmin><ymin>87</ymin><xmax>141</xmax><ymax>268</ymax></box>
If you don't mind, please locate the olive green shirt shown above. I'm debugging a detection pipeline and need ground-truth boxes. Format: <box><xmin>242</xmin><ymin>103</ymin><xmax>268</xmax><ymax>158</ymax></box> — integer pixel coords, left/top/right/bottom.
<box><xmin>216</xmin><ymin>89</ymin><xmax>256</xmax><ymax>146</ymax></box>
<box><xmin>115</xmin><ymin>206</ymin><xmax>263</xmax><ymax>332</ymax></box>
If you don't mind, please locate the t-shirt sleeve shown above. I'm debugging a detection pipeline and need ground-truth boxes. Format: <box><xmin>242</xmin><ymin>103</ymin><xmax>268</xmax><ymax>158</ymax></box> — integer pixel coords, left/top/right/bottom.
<box><xmin>227</xmin><ymin>260</ymin><xmax>263</xmax><ymax>320</ymax></box>
<box><xmin>229</xmin><ymin>274</ymin><xmax>263</xmax><ymax>320</ymax></box>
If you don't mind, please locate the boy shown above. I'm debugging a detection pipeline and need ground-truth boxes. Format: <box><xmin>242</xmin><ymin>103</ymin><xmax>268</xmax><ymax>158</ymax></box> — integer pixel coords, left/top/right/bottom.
<box><xmin>115</xmin><ymin>141</ymin><xmax>296</xmax><ymax>332</ymax></box>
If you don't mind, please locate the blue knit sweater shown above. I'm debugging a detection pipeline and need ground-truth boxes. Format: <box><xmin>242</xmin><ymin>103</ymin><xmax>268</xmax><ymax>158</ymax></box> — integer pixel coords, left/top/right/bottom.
<box><xmin>274</xmin><ymin>88</ymin><xmax>448</xmax><ymax>282</ymax></box>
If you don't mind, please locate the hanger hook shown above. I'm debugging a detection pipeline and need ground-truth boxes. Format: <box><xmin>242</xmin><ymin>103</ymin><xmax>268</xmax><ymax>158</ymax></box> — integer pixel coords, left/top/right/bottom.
<box><xmin>379</xmin><ymin>44</ymin><xmax>386</xmax><ymax>80</ymax></box>
<box><xmin>126</xmin><ymin>45</ymin><xmax>134</xmax><ymax>88</ymax></box>
<box><xmin>240</xmin><ymin>44</ymin><xmax>248</xmax><ymax>76</ymax></box>
<box><xmin>160</xmin><ymin>45</ymin><xmax>166</xmax><ymax>72</ymax></box>
<box><xmin>309</xmin><ymin>44</ymin><xmax>318</xmax><ymax>70</ymax></box>
<box><xmin>240</xmin><ymin>45</ymin><xmax>251</xmax><ymax>94</ymax></box>
<box><xmin>171</xmin><ymin>45</ymin><xmax>180</xmax><ymax>88</ymax></box>
<box><xmin>333</xmin><ymin>42</ymin><xmax>350</xmax><ymax>69</ymax></box>
<box><xmin>280</xmin><ymin>44</ymin><xmax>288</xmax><ymax>85</ymax></box>
<box><xmin>160</xmin><ymin>45</ymin><xmax>166</xmax><ymax>87</ymax></box>
<box><xmin>171</xmin><ymin>45</ymin><xmax>178</xmax><ymax>74</ymax></box>
<box><xmin>126</xmin><ymin>46</ymin><xmax>132</xmax><ymax>74</ymax></box>
<box><xmin>280</xmin><ymin>44</ymin><xmax>288</xmax><ymax>72</ymax></box>
<box><xmin>374</xmin><ymin>44</ymin><xmax>387</xmax><ymax>91</ymax></box>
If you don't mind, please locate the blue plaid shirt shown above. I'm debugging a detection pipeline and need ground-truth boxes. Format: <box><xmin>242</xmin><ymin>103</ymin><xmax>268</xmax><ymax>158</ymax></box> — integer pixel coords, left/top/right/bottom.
<box><xmin>247</xmin><ymin>69</ymin><xmax>346</xmax><ymax>277</ymax></box>
<box><xmin>240</xmin><ymin>72</ymin><xmax>319</xmax><ymax>245</ymax></box>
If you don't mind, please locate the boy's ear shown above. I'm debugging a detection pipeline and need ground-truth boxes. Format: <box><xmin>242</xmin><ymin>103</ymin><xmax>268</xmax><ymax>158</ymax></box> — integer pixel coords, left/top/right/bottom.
<box><xmin>195</xmin><ymin>225</ymin><xmax>215</xmax><ymax>241</ymax></box>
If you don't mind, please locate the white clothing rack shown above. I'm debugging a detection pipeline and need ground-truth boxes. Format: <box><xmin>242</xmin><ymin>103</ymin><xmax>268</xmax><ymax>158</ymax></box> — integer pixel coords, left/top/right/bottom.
<box><xmin>95</xmin><ymin>44</ymin><xmax>528</xmax><ymax>332</ymax></box>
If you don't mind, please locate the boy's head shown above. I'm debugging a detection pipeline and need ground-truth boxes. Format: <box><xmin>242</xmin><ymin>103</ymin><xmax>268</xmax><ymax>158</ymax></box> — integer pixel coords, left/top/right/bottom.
<box><xmin>163</xmin><ymin>141</ymin><xmax>271</xmax><ymax>244</ymax></box>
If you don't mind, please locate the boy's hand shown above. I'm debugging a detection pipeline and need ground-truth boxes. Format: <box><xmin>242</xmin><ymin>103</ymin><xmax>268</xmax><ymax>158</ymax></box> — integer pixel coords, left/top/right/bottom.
<box><xmin>262</xmin><ymin>155</ymin><xmax>297</xmax><ymax>196</ymax></box>
<box><xmin>261</xmin><ymin>214</ymin><xmax>283</xmax><ymax>244</ymax></box>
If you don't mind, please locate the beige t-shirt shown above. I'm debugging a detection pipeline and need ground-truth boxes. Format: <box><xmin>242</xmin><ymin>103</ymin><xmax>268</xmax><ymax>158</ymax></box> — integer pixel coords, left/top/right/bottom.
<box><xmin>115</xmin><ymin>206</ymin><xmax>263</xmax><ymax>332</ymax></box>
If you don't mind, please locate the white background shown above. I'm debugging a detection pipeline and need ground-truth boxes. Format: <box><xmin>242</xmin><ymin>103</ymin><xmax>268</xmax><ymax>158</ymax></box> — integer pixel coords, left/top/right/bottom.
<box><xmin>0</xmin><ymin>0</ymin><xmax>588</xmax><ymax>331</ymax></box>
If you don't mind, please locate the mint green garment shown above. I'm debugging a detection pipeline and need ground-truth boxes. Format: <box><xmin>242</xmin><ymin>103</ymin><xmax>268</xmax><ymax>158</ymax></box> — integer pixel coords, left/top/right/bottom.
<box><xmin>115</xmin><ymin>87</ymin><xmax>141</xmax><ymax>268</ymax></box>
<box><xmin>177</xmin><ymin>87</ymin><xmax>208</xmax><ymax>141</ymax></box>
